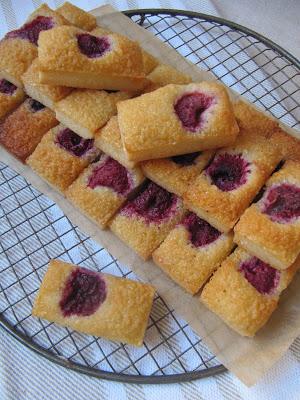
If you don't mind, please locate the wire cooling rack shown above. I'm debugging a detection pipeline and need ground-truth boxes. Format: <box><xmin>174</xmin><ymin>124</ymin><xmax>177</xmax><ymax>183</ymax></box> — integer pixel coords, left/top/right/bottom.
<box><xmin>0</xmin><ymin>10</ymin><xmax>299</xmax><ymax>384</ymax></box>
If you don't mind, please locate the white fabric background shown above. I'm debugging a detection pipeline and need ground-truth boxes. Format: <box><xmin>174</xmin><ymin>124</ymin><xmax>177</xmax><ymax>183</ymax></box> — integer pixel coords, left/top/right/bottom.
<box><xmin>0</xmin><ymin>1</ymin><xmax>300</xmax><ymax>399</ymax></box>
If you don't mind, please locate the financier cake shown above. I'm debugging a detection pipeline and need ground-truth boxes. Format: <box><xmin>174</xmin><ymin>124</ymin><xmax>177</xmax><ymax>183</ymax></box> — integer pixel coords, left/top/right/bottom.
<box><xmin>200</xmin><ymin>247</ymin><xmax>300</xmax><ymax>336</ymax></box>
<box><xmin>234</xmin><ymin>160</ymin><xmax>300</xmax><ymax>270</ymax></box>
<box><xmin>0</xmin><ymin>98</ymin><xmax>57</xmax><ymax>162</ymax></box>
<box><xmin>38</xmin><ymin>26</ymin><xmax>148</xmax><ymax>91</ymax></box>
<box><xmin>110</xmin><ymin>181</ymin><xmax>186</xmax><ymax>260</ymax></box>
<box><xmin>118</xmin><ymin>82</ymin><xmax>239</xmax><ymax>161</ymax></box>
<box><xmin>27</xmin><ymin>124</ymin><xmax>100</xmax><ymax>192</ymax></box>
<box><xmin>32</xmin><ymin>259</ymin><xmax>155</xmax><ymax>346</ymax></box>
<box><xmin>153</xmin><ymin>212</ymin><xmax>234</xmax><ymax>294</ymax></box>
<box><xmin>56</xmin><ymin>2</ymin><xmax>97</xmax><ymax>31</ymax></box>
<box><xmin>184</xmin><ymin>130</ymin><xmax>281</xmax><ymax>232</ymax></box>
<box><xmin>0</xmin><ymin>4</ymin><xmax>68</xmax><ymax>87</ymax></box>
<box><xmin>66</xmin><ymin>154</ymin><xmax>145</xmax><ymax>229</ymax></box>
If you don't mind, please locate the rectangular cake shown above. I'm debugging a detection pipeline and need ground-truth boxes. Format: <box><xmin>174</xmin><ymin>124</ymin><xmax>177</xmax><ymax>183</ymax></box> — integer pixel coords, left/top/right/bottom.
<box><xmin>66</xmin><ymin>154</ymin><xmax>145</xmax><ymax>229</ymax></box>
<box><xmin>153</xmin><ymin>212</ymin><xmax>234</xmax><ymax>294</ymax></box>
<box><xmin>200</xmin><ymin>247</ymin><xmax>299</xmax><ymax>336</ymax></box>
<box><xmin>0</xmin><ymin>98</ymin><xmax>58</xmax><ymax>162</ymax></box>
<box><xmin>184</xmin><ymin>131</ymin><xmax>281</xmax><ymax>232</ymax></box>
<box><xmin>144</xmin><ymin>64</ymin><xmax>192</xmax><ymax>93</ymax></box>
<box><xmin>118</xmin><ymin>82</ymin><xmax>239</xmax><ymax>161</ymax></box>
<box><xmin>56</xmin><ymin>2</ymin><xmax>97</xmax><ymax>31</ymax></box>
<box><xmin>110</xmin><ymin>181</ymin><xmax>186</xmax><ymax>260</ymax></box>
<box><xmin>234</xmin><ymin>160</ymin><xmax>300</xmax><ymax>270</ymax></box>
<box><xmin>27</xmin><ymin>124</ymin><xmax>100</xmax><ymax>192</ymax></box>
<box><xmin>32</xmin><ymin>259</ymin><xmax>155</xmax><ymax>346</ymax></box>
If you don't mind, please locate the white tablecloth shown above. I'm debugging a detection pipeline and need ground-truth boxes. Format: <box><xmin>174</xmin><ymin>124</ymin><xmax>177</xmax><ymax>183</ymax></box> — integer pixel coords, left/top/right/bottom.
<box><xmin>0</xmin><ymin>1</ymin><xmax>299</xmax><ymax>399</ymax></box>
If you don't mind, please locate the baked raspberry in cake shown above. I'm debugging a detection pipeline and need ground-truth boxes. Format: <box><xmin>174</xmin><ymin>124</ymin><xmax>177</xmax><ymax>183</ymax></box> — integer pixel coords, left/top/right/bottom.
<box><xmin>141</xmin><ymin>150</ymin><xmax>213</xmax><ymax>197</ymax></box>
<box><xmin>32</xmin><ymin>259</ymin><xmax>155</xmax><ymax>346</ymax></box>
<box><xmin>270</xmin><ymin>128</ymin><xmax>300</xmax><ymax>162</ymax></box>
<box><xmin>117</xmin><ymin>82</ymin><xmax>239</xmax><ymax>162</ymax></box>
<box><xmin>66</xmin><ymin>154</ymin><xmax>145</xmax><ymax>229</ymax></box>
<box><xmin>21</xmin><ymin>60</ymin><xmax>72</xmax><ymax>110</ymax></box>
<box><xmin>27</xmin><ymin>124</ymin><xmax>100</xmax><ymax>192</ymax></box>
<box><xmin>95</xmin><ymin>116</ymin><xmax>136</xmax><ymax>169</ymax></box>
<box><xmin>144</xmin><ymin>64</ymin><xmax>192</xmax><ymax>93</ymax></box>
<box><xmin>184</xmin><ymin>130</ymin><xmax>282</xmax><ymax>232</ymax></box>
<box><xmin>0</xmin><ymin>98</ymin><xmax>58</xmax><ymax>162</ymax></box>
<box><xmin>0</xmin><ymin>79</ymin><xmax>25</xmax><ymax>120</ymax></box>
<box><xmin>54</xmin><ymin>89</ymin><xmax>130</xmax><ymax>139</ymax></box>
<box><xmin>200</xmin><ymin>247</ymin><xmax>299</xmax><ymax>336</ymax></box>
<box><xmin>56</xmin><ymin>2</ymin><xmax>97</xmax><ymax>31</ymax></box>
<box><xmin>110</xmin><ymin>181</ymin><xmax>186</xmax><ymax>260</ymax></box>
<box><xmin>234</xmin><ymin>160</ymin><xmax>300</xmax><ymax>270</ymax></box>
<box><xmin>153</xmin><ymin>212</ymin><xmax>234</xmax><ymax>294</ymax></box>
<box><xmin>233</xmin><ymin>100</ymin><xmax>278</xmax><ymax>137</ymax></box>
<box><xmin>0</xmin><ymin>4</ymin><xmax>68</xmax><ymax>87</ymax></box>
<box><xmin>38</xmin><ymin>26</ymin><xmax>148</xmax><ymax>91</ymax></box>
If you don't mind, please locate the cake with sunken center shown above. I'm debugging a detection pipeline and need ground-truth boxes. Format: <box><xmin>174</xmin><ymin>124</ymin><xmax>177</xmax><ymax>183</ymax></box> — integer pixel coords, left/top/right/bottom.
<box><xmin>95</xmin><ymin>116</ymin><xmax>136</xmax><ymax>169</ymax></box>
<box><xmin>22</xmin><ymin>59</ymin><xmax>72</xmax><ymax>110</ymax></box>
<box><xmin>66</xmin><ymin>154</ymin><xmax>145</xmax><ymax>229</ymax></box>
<box><xmin>54</xmin><ymin>89</ymin><xmax>131</xmax><ymax>139</ymax></box>
<box><xmin>184</xmin><ymin>130</ymin><xmax>282</xmax><ymax>232</ymax></box>
<box><xmin>32</xmin><ymin>259</ymin><xmax>155</xmax><ymax>346</ymax></box>
<box><xmin>0</xmin><ymin>4</ymin><xmax>69</xmax><ymax>87</ymax></box>
<box><xmin>56</xmin><ymin>2</ymin><xmax>97</xmax><ymax>31</ymax></box>
<box><xmin>0</xmin><ymin>78</ymin><xmax>25</xmax><ymax>120</ymax></box>
<box><xmin>234</xmin><ymin>160</ymin><xmax>300</xmax><ymax>270</ymax></box>
<box><xmin>27</xmin><ymin>124</ymin><xmax>100</xmax><ymax>192</ymax></box>
<box><xmin>38</xmin><ymin>26</ymin><xmax>148</xmax><ymax>91</ymax></box>
<box><xmin>201</xmin><ymin>247</ymin><xmax>299</xmax><ymax>336</ymax></box>
<box><xmin>110</xmin><ymin>181</ymin><xmax>186</xmax><ymax>260</ymax></box>
<box><xmin>0</xmin><ymin>98</ymin><xmax>57</xmax><ymax>162</ymax></box>
<box><xmin>141</xmin><ymin>150</ymin><xmax>214</xmax><ymax>197</ymax></box>
<box><xmin>153</xmin><ymin>212</ymin><xmax>234</xmax><ymax>294</ymax></box>
<box><xmin>118</xmin><ymin>82</ymin><xmax>239</xmax><ymax>162</ymax></box>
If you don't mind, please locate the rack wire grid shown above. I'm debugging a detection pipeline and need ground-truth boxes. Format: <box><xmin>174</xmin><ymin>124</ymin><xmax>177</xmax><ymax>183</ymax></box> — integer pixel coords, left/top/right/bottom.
<box><xmin>0</xmin><ymin>9</ymin><xmax>299</xmax><ymax>384</ymax></box>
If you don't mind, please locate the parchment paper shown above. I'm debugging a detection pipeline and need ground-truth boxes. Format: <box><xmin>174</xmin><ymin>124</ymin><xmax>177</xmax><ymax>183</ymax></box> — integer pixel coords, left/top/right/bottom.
<box><xmin>1</xmin><ymin>4</ymin><xmax>300</xmax><ymax>386</ymax></box>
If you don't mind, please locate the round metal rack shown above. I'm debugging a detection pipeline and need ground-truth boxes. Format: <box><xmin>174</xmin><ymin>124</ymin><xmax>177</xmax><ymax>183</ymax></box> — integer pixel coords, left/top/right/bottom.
<box><xmin>0</xmin><ymin>9</ymin><xmax>299</xmax><ymax>384</ymax></box>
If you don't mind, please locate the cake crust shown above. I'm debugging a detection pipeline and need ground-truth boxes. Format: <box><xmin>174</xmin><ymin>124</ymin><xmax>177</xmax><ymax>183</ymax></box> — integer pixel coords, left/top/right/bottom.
<box><xmin>118</xmin><ymin>82</ymin><xmax>239</xmax><ymax>162</ymax></box>
<box><xmin>32</xmin><ymin>259</ymin><xmax>155</xmax><ymax>346</ymax></box>
<box><xmin>56</xmin><ymin>2</ymin><xmax>97</xmax><ymax>31</ymax></box>
<box><xmin>270</xmin><ymin>128</ymin><xmax>300</xmax><ymax>162</ymax></box>
<box><xmin>38</xmin><ymin>26</ymin><xmax>148</xmax><ymax>91</ymax></box>
<box><xmin>144</xmin><ymin>64</ymin><xmax>192</xmax><ymax>92</ymax></box>
<box><xmin>27</xmin><ymin>124</ymin><xmax>99</xmax><ymax>192</ymax></box>
<box><xmin>0</xmin><ymin>99</ymin><xmax>58</xmax><ymax>162</ymax></box>
<box><xmin>0</xmin><ymin>79</ymin><xmax>25</xmax><ymax>119</ymax></box>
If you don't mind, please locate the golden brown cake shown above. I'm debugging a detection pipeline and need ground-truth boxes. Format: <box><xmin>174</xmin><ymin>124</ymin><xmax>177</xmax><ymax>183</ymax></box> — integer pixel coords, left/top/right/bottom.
<box><xmin>200</xmin><ymin>247</ymin><xmax>299</xmax><ymax>336</ymax></box>
<box><xmin>153</xmin><ymin>212</ymin><xmax>234</xmax><ymax>294</ymax></box>
<box><xmin>56</xmin><ymin>2</ymin><xmax>97</xmax><ymax>31</ymax></box>
<box><xmin>142</xmin><ymin>51</ymin><xmax>159</xmax><ymax>75</ymax></box>
<box><xmin>0</xmin><ymin>98</ymin><xmax>58</xmax><ymax>162</ymax></box>
<box><xmin>141</xmin><ymin>150</ymin><xmax>213</xmax><ymax>197</ymax></box>
<box><xmin>184</xmin><ymin>131</ymin><xmax>282</xmax><ymax>232</ymax></box>
<box><xmin>234</xmin><ymin>160</ymin><xmax>300</xmax><ymax>270</ymax></box>
<box><xmin>233</xmin><ymin>100</ymin><xmax>278</xmax><ymax>137</ymax></box>
<box><xmin>270</xmin><ymin>128</ymin><xmax>300</xmax><ymax>162</ymax></box>
<box><xmin>118</xmin><ymin>82</ymin><xmax>239</xmax><ymax>162</ymax></box>
<box><xmin>54</xmin><ymin>89</ymin><xmax>125</xmax><ymax>139</ymax></box>
<box><xmin>22</xmin><ymin>59</ymin><xmax>72</xmax><ymax>110</ymax></box>
<box><xmin>27</xmin><ymin>124</ymin><xmax>100</xmax><ymax>192</ymax></box>
<box><xmin>32</xmin><ymin>259</ymin><xmax>155</xmax><ymax>346</ymax></box>
<box><xmin>144</xmin><ymin>64</ymin><xmax>192</xmax><ymax>92</ymax></box>
<box><xmin>110</xmin><ymin>181</ymin><xmax>186</xmax><ymax>260</ymax></box>
<box><xmin>0</xmin><ymin>4</ymin><xmax>68</xmax><ymax>87</ymax></box>
<box><xmin>95</xmin><ymin>116</ymin><xmax>136</xmax><ymax>169</ymax></box>
<box><xmin>0</xmin><ymin>78</ymin><xmax>25</xmax><ymax>120</ymax></box>
<box><xmin>38</xmin><ymin>26</ymin><xmax>148</xmax><ymax>91</ymax></box>
<box><xmin>66</xmin><ymin>154</ymin><xmax>145</xmax><ymax>229</ymax></box>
